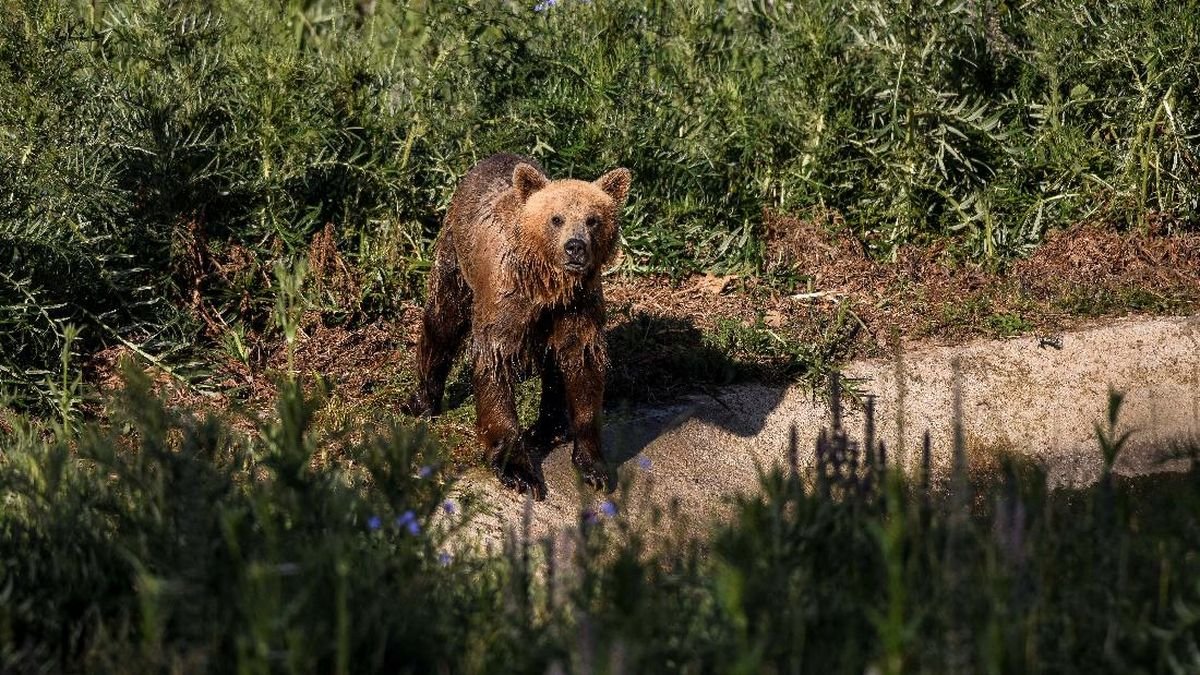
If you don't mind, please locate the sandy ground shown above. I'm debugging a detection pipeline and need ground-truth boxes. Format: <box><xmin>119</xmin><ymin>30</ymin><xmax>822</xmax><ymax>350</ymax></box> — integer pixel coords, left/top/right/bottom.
<box><xmin>459</xmin><ymin>314</ymin><xmax>1200</xmax><ymax>545</ymax></box>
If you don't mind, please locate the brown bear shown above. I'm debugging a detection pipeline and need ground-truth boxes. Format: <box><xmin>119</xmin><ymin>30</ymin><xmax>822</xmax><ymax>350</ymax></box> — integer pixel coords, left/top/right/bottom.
<box><xmin>404</xmin><ymin>153</ymin><xmax>631</xmax><ymax>500</ymax></box>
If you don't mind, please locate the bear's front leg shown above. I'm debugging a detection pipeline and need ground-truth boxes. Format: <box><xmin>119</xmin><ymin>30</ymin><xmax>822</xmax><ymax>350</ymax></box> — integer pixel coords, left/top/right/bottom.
<box><xmin>523</xmin><ymin>353</ymin><xmax>570</xmax><ymax>452</ymax></box>
<box><xmin>560</xmin><ymin>349</ymin><xmax>612</xmax><ymax>493</ymax></box>
<box><xmin>473</xmin><ymin>359</ymin><xmax>547</xmax><ymax>501</ymax></box>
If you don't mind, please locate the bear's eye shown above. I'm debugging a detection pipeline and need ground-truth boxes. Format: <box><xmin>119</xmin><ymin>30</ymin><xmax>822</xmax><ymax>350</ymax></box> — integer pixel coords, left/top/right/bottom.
<box><xmin>550</xmin><ymin>215</ymin><xmax>564</xmax><ymax>228</ymax></box>
<box><xmin>586</xmin><ymin>215</ymin><xmax>600</xmax><ymax>229</ymax></box>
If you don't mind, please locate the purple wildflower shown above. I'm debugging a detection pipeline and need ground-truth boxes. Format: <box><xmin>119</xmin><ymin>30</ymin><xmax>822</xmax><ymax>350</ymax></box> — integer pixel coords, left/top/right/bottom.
<box><xmin>442</xmin><ymin>499</ymin><xmax>457</xmax><ymax>515</ymax></box>
<box><xmin>366</xmin><ymin>515</ymin><xmax>382</xmax><ymax>532</ymax></box>
<box><xmin>599</xmin><ymin>500</ymin><xmax>618</xmax><ymax>517</ymax></box>
<box><xmin>637</xmin><ymin>456</ymin><xmax>652</xmax><ymax>471</ymax></box>
<box><xmin>581</xmin><ymin>509</ymin><xmax>598</xmax><ymax>525</ymax></box>
<box><xmin>395</xmin><ymin>510</ymin><xmax>422</xmax><ymax>536</ymax></box>
<box><xmin>534</xmin><ymin>0</ymin><xmax>557</xmax><ymax>10</ymax></box>
<box><xmin>417</xmin><ymin>465</ymin><xmax>433</xmax><ymax>479</ymax></box>
<box><xmin>438</xmin><ymin>551</ymin><xmax>453</xmax><ymax>567</ymax></box>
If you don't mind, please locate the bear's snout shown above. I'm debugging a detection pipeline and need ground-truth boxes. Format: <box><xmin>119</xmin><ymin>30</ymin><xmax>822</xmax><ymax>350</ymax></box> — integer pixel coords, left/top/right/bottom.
<box><xmin>563</xmin><ymin>237</ymin><xmax>590</xmax><ymax>272</ymax></box>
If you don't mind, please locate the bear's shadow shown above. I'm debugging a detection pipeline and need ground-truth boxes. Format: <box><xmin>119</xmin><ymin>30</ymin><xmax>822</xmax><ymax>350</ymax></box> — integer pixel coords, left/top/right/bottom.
<box><xmin>442</xmin><ymin>311</ymin><xmax>791</xmax><ymax>476</ymax></box>
<box><xmin>598</xmin><ymin>312</ymin><xmax>790</xmax><ymax>467</ymax></box>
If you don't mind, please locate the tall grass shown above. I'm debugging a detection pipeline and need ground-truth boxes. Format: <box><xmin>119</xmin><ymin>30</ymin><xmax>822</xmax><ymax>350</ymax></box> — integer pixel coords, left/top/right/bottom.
<box><xmin>3</xmin><ymin>368</ymin><xmax>1200</xmax><ymax>672</ymax></box>
<box><xmin>3</xmin><ymin>0</ymin><xmax>1198</xmax><ymax>409</ymax></box>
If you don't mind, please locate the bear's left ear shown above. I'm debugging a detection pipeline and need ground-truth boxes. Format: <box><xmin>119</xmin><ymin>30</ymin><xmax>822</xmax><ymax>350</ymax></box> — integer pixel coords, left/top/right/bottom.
<box><xmin>513</xmin><ymin>163</ymin><xmax>549</xmax><ymax>203</ymax></box>
<box><xmin>594</xmin><ymin>168</ymin><xmax>631</xmax><ymax>207</ymax></box>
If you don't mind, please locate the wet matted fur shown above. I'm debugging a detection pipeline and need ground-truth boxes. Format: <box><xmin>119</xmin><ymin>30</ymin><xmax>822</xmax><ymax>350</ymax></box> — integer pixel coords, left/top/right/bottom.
<box><xmin>404</xmin><ymin>153</ymin><xmax>631</xmax><ymax>500</ymax></box>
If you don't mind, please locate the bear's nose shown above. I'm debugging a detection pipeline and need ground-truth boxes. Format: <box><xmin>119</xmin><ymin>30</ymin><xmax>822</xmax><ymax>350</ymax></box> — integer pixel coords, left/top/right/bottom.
<box><xmin>564</xmin><ymin>238</ymin><xmax>587</xmax><ymax>259</ymax></box>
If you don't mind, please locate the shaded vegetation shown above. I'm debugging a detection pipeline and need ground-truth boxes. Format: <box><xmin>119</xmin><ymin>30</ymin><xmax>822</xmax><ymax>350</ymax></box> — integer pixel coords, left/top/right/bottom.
<box><xmin>3</xmin><ymin>370</ymin><xmax>1200</xmax><ymax>672</ymax></box>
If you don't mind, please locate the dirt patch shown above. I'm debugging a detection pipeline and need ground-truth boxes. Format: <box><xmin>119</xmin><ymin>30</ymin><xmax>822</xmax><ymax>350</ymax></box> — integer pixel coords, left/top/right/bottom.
<box><xmin>1015</xmin><ymin>222</ymin><xmax>1200</xmax><ymax>299</ymax></box>
<box><xmin>265</xmin><ymin>315</ymin><xmax>418</xmax><ymax>399</ymax></box>
<box><xmin>763</xmin><ymin>213</ymin><xmax>1200</xmax><ymax>348</ymax></box>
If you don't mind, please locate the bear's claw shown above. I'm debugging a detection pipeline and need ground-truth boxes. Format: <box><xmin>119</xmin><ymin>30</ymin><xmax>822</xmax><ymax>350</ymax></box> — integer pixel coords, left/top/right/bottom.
<box><xmin>573</xmin><ymin>453</ymin><xmax>612</xmax><ymax>493</ymax></box>
<box><xmin>493</xmin><ymin>458</ymin><xmax>547</xmax><ymax>501</ymax></box>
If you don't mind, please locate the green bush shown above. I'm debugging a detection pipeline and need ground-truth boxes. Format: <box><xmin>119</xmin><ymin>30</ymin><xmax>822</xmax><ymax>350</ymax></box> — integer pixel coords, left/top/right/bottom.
<box><xmin>2</xmin><ymin>0</ymin><xmax>1198</xmax><ymax>408</ymax></box>
<box><xmin>3</xmin><ymin>371</ymin><xmax>1200</xmax><ymax>672</ymax></box>
<box><xmin>0</xmin><ymin>364</ymin><xmax>502</xmax><ymax>672</ymax></box>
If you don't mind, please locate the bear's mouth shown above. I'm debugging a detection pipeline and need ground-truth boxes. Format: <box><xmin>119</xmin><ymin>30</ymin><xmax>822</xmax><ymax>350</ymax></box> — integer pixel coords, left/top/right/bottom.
<box><xmin>563</xmin><ymin>260</ymin><xmax>588</xmax><ymax>274</ymax></box>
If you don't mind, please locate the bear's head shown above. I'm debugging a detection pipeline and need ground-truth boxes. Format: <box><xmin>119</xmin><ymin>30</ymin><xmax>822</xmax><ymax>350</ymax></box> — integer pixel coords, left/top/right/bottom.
<box><xmin>511</xmin><ymin>163</ymin><xmax>631</xmax><ymax>279</ymax></box>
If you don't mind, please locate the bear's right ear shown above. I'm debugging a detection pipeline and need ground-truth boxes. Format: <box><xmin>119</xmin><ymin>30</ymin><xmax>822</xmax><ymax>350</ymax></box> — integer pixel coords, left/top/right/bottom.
<box><xmin>594</xmin><ymin>167</ymin><xmax>631</xmax><ymax>207</ymax></box>
<box><xmin>513</xmin><ymin>163</ymin><xmax>549</xmax><ymax>203</ymax></box>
